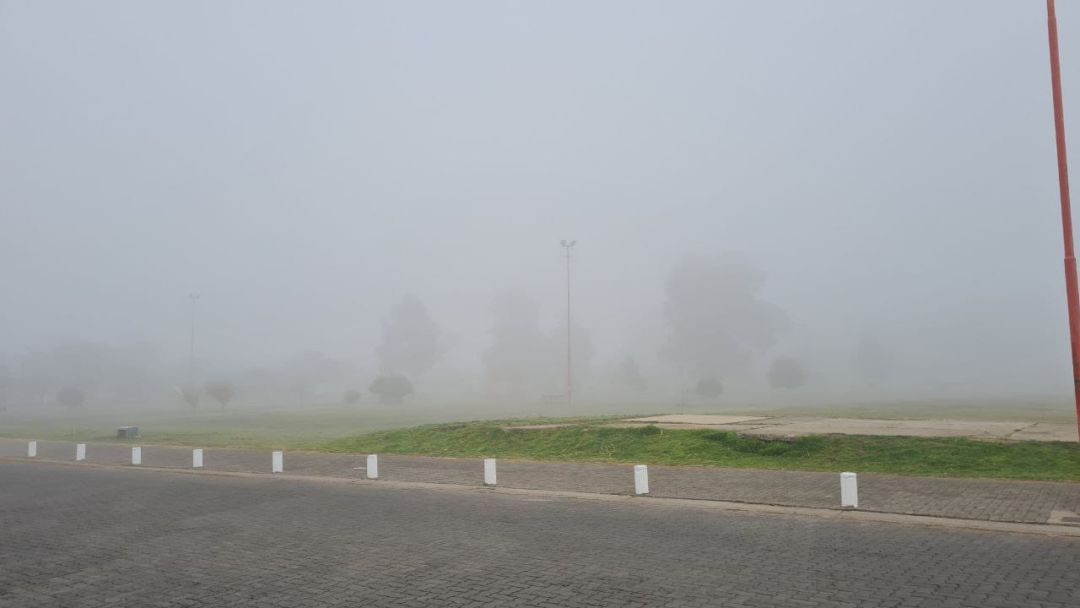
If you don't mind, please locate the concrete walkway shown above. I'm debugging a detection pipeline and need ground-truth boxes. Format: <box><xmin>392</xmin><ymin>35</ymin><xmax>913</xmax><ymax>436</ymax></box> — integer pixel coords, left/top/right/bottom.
<box><xmin>3</xmin><ymin>438</ymin><xmax>1079</xmax><ymax>525</ymax></box>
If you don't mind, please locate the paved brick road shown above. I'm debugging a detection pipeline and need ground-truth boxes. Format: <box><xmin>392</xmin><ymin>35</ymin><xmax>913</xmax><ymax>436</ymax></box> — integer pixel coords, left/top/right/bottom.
<box><xmin>1</xmin><ymin>462</ymin><xmax>1079</xmax><ymax>607</ymax></box>
<box><xmin>3</xmin><ymin>438</ymin><xmax>1080</xmax><ymax>523</ymax></box>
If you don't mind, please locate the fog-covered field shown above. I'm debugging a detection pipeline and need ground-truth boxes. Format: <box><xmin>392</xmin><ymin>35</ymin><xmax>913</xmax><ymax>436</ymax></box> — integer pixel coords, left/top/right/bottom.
<box><xmin>2</xmin><ymin>3</ymin><xmax>1079</xmax><ymax>439</ymax></box>
<box><xmin>1</xmin><ymin>393</ymin><xmax>1073</xmax><ymax>451</ymax></box>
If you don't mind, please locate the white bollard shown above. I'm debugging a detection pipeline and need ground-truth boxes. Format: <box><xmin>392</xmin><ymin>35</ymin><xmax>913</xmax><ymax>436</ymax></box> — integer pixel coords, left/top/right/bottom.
<box><xmin>841</xmin><ymin>472</ymin><xmax>858</xmax><ymax>509</ymax></box>
<box><xmin>27</xmin><ymin>441</ymin><xmax>37</xmax><ymax>458</ymax></box>
<box><xmin>484</xmin><ymin>458</ymin><xmax>497</xmax><ymax>486</ymax></box>
<box><xmin>366</xmin><ymin>454</ymin><xmax>378</xmax><ymax>479</ymax></box>
<box><xmin>75</xmin><ymin>443</ymin><xmax>86</xmax><ymax>462</ymax></box>
<box><xmin>131</xmin><ymin>446</ymin><xmax>142</xmax><ymax>465</ymax></box>
<box><xmin>634</xmin><ymin>464</ymin><xmax>649</xmax><ymax>495</ymax></box>
<box><xmin>192</xmin><ymin>448</ymin><xmax>203</xmax><ymax>469</ymax></box>
<box><xmin>272</xmin><ymin>450</ymin><xmax>284</xmax><ymax>473</ymax></box>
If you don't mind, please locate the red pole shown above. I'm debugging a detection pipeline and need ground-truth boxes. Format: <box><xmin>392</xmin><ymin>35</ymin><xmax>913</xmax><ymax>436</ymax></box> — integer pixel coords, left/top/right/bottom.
<box><xmin>1046</xmin><ymin>0</ymin><xmax>1080</xmax><ymax>441</ymax></box>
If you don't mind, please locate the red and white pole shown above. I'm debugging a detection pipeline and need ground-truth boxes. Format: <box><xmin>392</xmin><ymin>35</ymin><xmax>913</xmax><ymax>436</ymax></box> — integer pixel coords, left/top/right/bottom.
<box><xmin>1046</xmin><ymin>0</ymin><xmax>1080</xmax><ymax>441</ymax></box>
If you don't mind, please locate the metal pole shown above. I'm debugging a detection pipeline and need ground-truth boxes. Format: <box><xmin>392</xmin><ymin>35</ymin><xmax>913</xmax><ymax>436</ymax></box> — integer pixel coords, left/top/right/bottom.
<box><xmin>1046</xmin><ymin>0</ymin><xmax>1080</xmax><ymax>441</ymax></box>
<box><xmin>561</xmin><ymin>240</ymin><xmax>575</xmax><ymax>406</ymax></box>
<box><xmin>566</xmin><ymin>243</ymin><xmax>573</xmax><ymax>407</ymax></box>
<box><xmin>188</xmin><ymin>293</ymin><xmax>199</xmax><ymax>388</ymax></box>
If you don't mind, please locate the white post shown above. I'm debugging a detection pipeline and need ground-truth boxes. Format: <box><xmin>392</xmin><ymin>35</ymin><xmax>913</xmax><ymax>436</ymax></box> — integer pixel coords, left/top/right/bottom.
<box><xmin>366</xmin><ymin>454</ymin><xmax>378</xmax><ymax>479</ymax></box>
<box><xmin>841</xmin><ymin>472</ymin><xmax>858</xmax><ymax>509</ymax></box>
<box><xmin>272</xmin><ymin>450</ymin><xmax>284</xmax><ymax>473</ymax></box>
<box><xmin>192</xmin><ymin>448</ymin><xmax>203</xmax><ymax>469</ymax></box>
<box><xmin>131</xmin><ymin>446</ymin><xmax>142</xmax><ymax>465</ymax></box>
<box><xmin>634</xmin><ymin>464</ymin><xmax>649</xmax><ymax>495</ymax></box>
<box><xmin>75</xmin><ymin>443</ymin><xmax>86</xmax><ymax>462</ymax></box>
<box><xmin>484</xmin><ymin>458</ymin><xmax>497</xmax><ymax>486</ymax></box>
<box><xmin>27</xmin><ymin>441</ymin><xmax>37</xmax><ymax>458</ymax></box>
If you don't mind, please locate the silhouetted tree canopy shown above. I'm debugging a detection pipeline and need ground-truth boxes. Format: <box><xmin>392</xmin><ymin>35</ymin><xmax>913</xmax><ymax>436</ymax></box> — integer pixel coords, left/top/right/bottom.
<box><xmin>369</xmin><ymin>373</ymin><xmax>414</xmax><ymax>405</ymax></box>
<box><xmin>204</xmin><ymin>380</ymin><xmax>236</xmax><ymax>409</ymax></box>
<box><xmin>178</xmin><ymin>386</ymin><xmax>200</xmax><ymax>410</ymax></box>
<box><xmin>662</xmin><ymin>254</ymin><xmax>786</xmax><ymax>385</ymax></box>
<box><xmin>482</xmin><ymin>290</ymin><xmax>546</xmax><ymax>393</ymax></box>
<box><xmin>377</xmin><ymin>295</ymin><xmax>444</xmax><ymax>381</ymax></box>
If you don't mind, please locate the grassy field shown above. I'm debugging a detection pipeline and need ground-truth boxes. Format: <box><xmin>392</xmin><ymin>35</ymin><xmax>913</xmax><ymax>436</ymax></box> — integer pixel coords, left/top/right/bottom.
<box><xmin>0</xmin><ymin>403</ymin><xmax>638</xmax><ymax>449</ymax></box>
<box><xmin>3</xmin><ymin>399</ymin><xmax>1079</xmax><ymax>481</ymax></box>
<box><xmin>1</xmin><ymin>394</ymin><xmax>1072</xmax><ymax>446</ymax></box>
<box><xmin>324</xmin><ymin>421</ymin><xmax>1080</xmax><ymax>482</ymax></box>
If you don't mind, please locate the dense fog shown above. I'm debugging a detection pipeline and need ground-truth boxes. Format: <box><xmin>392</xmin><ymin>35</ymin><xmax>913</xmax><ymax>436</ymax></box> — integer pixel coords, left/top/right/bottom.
<box><xmin>2</xmin><ymin>1</ymin><xmax>1079</xmax><ymax>412</ymax></box>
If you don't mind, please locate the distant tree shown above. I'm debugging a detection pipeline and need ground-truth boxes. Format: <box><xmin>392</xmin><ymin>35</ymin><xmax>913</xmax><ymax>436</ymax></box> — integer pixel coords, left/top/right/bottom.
<box><xmin>768</xmin><ymin>356</ymin><xmax>806</xmax><ymax>389</ymax></box>
<box><xmin>343</xmin><ymin>389</ymin><xmax>362</xmax><ymax>405</ymax></box>
<box><xmin>662</xmin><ymin>254</ymin><xmax>786</xmax><ymax>388</ymax></box>
<box><xmin>204</xmin><ymin>380</ymin><xmax>236</xmax><ymax>410</ymax></box>
<box><xmin>617</xmin><ymin>356</ymin><xmax>648</xmax><ymax>393</ymax></box>
<box><xmin>57</xmin><ymin>386</ymin><xmax>86</xmax><ymax>408</ymax></box>
<box><xmin>482</xmin><ymin>290</ymin><xmax>547</xmax><ymax>393</ymax></box>
<box><xmin>695</xmin><ymin>377</ymin><xmax>723</xmax><ymax>399</ymax></box>
<box><xmin>176</xmin><ymin>386</ymin><xmax>200</xmax><ymax>410</ymax></box>
<box><xmin>369</xmin><ymin>374</ymin><xmax>414</xmax><ymax>405</ymax></box>
<box><xmin>376</xmin><ymin>295</ymin><xmax>445</xmax><ymax>382</ymax></box>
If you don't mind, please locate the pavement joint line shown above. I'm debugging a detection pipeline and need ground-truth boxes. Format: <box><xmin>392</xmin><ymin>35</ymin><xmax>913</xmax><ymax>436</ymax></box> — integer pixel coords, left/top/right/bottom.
<box><xmin>4</xmin><ymin>456</ymin><xmax>1080</xmax><ymax>539</ymax></box>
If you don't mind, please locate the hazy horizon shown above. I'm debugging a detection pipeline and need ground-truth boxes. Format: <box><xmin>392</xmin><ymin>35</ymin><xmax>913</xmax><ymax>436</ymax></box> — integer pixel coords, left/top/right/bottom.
<box><xmin>3</xmin><ymin>1</ymin><xmax>1080</xmax><ymax>408</ymax></box>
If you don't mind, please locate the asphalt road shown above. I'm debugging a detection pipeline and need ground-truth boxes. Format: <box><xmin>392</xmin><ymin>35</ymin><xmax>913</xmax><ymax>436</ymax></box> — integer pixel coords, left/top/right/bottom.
<box><xmin>1</xmin><ymin>462</ymin><xmax>1078</xmax><ymax>607</ymax></box>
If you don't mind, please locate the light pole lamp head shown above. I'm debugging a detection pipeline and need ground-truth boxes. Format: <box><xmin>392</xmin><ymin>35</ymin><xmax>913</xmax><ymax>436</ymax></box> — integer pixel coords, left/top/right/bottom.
<box><xmin>560</xmin><ymin>239</ymin><xmax>577</xmax><ymax>248</ymax></box>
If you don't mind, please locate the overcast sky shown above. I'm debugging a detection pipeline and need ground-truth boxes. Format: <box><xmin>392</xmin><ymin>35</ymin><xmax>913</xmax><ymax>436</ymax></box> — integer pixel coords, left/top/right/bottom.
<box><xmin>2</xmin><ymin>1</ymin><xmax>1079</xmax><ymax>397</ymax></box>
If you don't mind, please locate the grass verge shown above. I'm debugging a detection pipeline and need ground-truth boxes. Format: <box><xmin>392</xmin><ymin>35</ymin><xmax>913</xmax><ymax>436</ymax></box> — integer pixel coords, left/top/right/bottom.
<box><xmin>322</xmin><ymin>422</ymin><xmax>1080</xmax><ymax>482</ymax></box>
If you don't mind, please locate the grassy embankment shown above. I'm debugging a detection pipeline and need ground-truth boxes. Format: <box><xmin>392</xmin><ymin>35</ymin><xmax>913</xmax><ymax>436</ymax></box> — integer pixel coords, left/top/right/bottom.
<box><xmin>323</xmin><ymin>421</ymin><xmax>1080</xmax><ymax>482</ymax></box>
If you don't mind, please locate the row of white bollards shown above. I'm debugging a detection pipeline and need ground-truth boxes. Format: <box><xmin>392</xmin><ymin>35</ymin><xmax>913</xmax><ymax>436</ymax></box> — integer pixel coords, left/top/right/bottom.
<box><xmin>26</xmin><ymin>440</ymin><xmax>860</xmax><ymax>508</ymax></box>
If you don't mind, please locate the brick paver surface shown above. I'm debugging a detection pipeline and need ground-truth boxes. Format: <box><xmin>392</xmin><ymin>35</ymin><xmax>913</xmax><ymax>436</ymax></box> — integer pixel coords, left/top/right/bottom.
<box><xmin>1</xmin><ymin>462</ymin><xmax>1079</xmax><ymax>607</ymax></box>
<box><xmin>2</xmin><ymin>438</ymin><xmax>1079</xmax><ymax>524</ymax></box>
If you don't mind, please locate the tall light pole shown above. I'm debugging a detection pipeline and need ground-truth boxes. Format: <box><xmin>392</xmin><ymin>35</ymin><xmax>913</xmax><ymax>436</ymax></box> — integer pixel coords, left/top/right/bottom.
<box><xmin>188</xmin><ymin>293</ymin><xmax>200</xmax><ymax>388</ymax></box>
<box><xmin>560</xmin><ymin>240</ymin><xmax>576</xmax><ymax>406</ymax></box>
<box><xmin>1046</xmin><ymin>0</ymin><xmax>1080</xmax><ymax>441</ymax></box>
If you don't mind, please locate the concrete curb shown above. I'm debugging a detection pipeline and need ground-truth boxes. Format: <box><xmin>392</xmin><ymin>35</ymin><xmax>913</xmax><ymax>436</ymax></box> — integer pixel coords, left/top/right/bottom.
<box><xmin>4</xmin><ymin>457</ymin><xmax>1080</xmax><ymax>539</ymax></box>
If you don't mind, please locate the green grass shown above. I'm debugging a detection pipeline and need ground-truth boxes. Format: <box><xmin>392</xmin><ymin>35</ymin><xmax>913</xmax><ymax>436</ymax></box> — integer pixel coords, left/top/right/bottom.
<box><xmin>322</xmin><ymin>422</ymin><xmax>1080</xmax><ymax>482</ymax></box>
<box><xmin>0</xmin><ymin>405</ymin><xmax>636</xmax><ymax>450</ymax></box>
